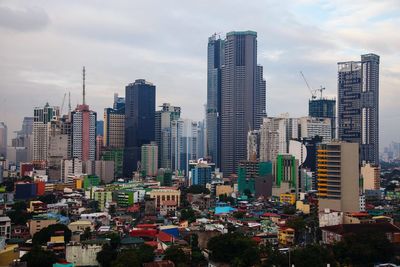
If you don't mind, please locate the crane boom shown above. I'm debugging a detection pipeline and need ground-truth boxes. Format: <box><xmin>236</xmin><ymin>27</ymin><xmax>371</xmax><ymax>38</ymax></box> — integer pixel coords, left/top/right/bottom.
<box><xmin>300</xmin><ymin>71</ymin><xmax>316</xmax><ymax>99</ymax></box>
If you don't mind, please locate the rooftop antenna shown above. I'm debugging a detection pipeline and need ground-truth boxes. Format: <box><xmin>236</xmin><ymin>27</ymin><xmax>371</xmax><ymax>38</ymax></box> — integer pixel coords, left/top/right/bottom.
<box><xmin>82</xmin><ymin>66</ymin><xmax>86</xmax><ymax>105</ymax></box>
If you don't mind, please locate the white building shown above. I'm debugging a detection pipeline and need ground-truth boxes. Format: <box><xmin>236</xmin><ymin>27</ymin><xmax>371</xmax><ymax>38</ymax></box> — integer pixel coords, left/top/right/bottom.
<box><xmin>61</xmin><ymin>159</ymin><xmax>83</xmax><ymax>182</ymax></box>
<box><xmin>299</xmin><ymin>116</ymin><xmax>331</xmax><ymax>143</ymax></box>
<box><xmin>319</xmin><ymin>209</ymin><xmax>343</xmax><ymax>227</ymax></box>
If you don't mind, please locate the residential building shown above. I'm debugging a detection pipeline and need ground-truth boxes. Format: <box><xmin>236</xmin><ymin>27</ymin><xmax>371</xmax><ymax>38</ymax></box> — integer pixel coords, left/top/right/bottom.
<box><xmin>0</xmin><ymin>216</ymin><xmax>11</xmax><ymax>239</ymax></box>
<box><xmin>103</xmin><ymin>107</ymin><xmax>125</xmax><ymax>148</ymax></box>
<box><xmin>338</xmin><ymin>54</ymin><xmax>379</xmax><ymax>164</ymax></box>
<box><xmin>207</xmin><ymin>34</ymin><xmax>224</xmax><ymax>167</ymax></box>
<box><xmin>361</xmin><ymin>163</ymin><xmax>380</xmax><ymax>191</ymax></box>
<box><xmin>61</xmin><ymin>159</ymin><xmax>83</xmax><ymax>183</ymax></box>
<box><xmin>148</xmin><ymin>188</ymin><xmax>180</xmax><ymax>209</ymax></box>
<box><xmin>0</xmin><ymin>122</ymin><xmax>7</xmax><ymax>158</ymax></box>
<box><xmin>102</xmin><ymin>148</ymin><xmax>123</xmax><ymax>178</ymax></box>
<box><xmin>28</xmin><ymin>215</ymin><xmax>57</xmax><ymax>236</ymax></box>
<box><xmin>317</xmin><ymin>142</ymin><xmax>360</xmax><ymax>212</ymax></box>
<box><xmin>220</xmin><ymin>31</ymin><xmax>266</xmax><ymax>176</ymax></box>
<box><xmin>272</xmin><ymin>154</ymin><xmax>299</xmax><ymax>197</ymax></box>
<box><xmin>298</xmin><ymin>116</ymin><xmax>331</xmax><ymax>143</ymax></box>
<box><xmin>190</xmin><ymin>161</ymin><xmax>212</xmax><ymax>186</ymax></box>
<box><xmin>71</xmin><ymin>105</ymin><xmax>97</xmax><ymax>161</ymax></box>
<box><xmin>124</xmin><ymin>79</ymin><xmax>156</xmax><ymax>177</ymax></box>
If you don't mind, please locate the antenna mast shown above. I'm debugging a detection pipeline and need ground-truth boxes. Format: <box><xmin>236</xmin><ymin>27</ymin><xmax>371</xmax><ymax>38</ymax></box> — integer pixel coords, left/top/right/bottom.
<box><xmin>82</xmin><ymin>66</ymin><xmax>86</xmax><ymax>105</ymax></box>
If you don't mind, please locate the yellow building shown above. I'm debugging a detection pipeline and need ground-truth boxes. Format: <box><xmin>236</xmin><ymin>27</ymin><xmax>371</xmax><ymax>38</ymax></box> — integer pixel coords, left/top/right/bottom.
<box><xmin>149</xmin><ymin>187</ymin><xmax>180</xmax><ymax>208</ymax></box>
<box><xmin>29</xmin><ymin>216</ymin><xmax>57</xmax><ymax>236</ymax></box>
<box><xmin>278</xmin><ymin>227</ymin><xmax>295</xmax><ymax>246</ymax></box>
<box><xmin>0</xmin><ymin>244</ymin><xmax>19</xmax><ymax>266</ymax></box>
<box><xmin>296</xmin><ymin>200</ymin><xmax>310</xmax><ymax>214</ymax></box>
<box><xmin>68</xmin><ymin>220</ymin><xmax>94</xmax><ymax>233</ymax></box>
<box><xmin>280</xmin><ymin>193</ymin><xmax>296</xmax><ymax>205</ymax></box>
<box><xmin>216</xmin><ymin>185</ymin><xmax>233</xmax><ymax>197</ymax></box>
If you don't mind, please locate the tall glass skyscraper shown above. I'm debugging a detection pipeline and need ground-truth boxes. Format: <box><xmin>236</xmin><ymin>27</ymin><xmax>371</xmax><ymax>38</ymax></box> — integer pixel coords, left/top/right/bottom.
<box><xmin>206</xmin><ymin>34</ymin><xmax>224</xmax><ymax>168</ymax></box>
<box><xmin>338</xmin><ymin>53</ymin><xmax>379</xmax><ymax>165</ymax></box>
<box><xmin>124</xmin><ymin>79</ymin><xmax>156</xmax><ymax>177</ymax></box>
<box><xmin>220</xmin><ymin>31</ymin><xmax>266</xmax><ymax>176</ymax></box>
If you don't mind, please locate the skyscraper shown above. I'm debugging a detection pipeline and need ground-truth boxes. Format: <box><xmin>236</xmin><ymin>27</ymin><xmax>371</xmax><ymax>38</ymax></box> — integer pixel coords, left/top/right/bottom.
<box><xmin>338</xmin><ymin>53</ymin><xmax>379</xmax><ymax>164</ymax></box>
<box><xmin>33</xmin><ymin>103</ymin><xmax>60</xmax><ymax>161</ymax></box>
<box><xmin>0</xmin><ymin>122</ymin><xmax>7</xmax><ymax>158</ymax></box>
<box><xmin>71</xmin><ymin>67</ymin><xmax>97</xmax><ymax>162</ymax></box>
<box><xmin>141</xmin><ymin>142</ymin><xmax>158</xmax><ymax>177</ymax></box>
<box><xmin>124</xmin><ymin>79</ymin><xmax>156</xmax><ymax>177</ymax></box>
<box><xmin>207</xmin><ymin>34</ymin><xmax>224</xmax><ymax>167</ymax></box>
<box><xmin>308</xmin><ymin>98</ymin><xmax>336</xmax><ymax>139</ymax></box>
<box><xmin>104</xmin><ymin>107</ymin><xmax>125</xmax><ymax>148</ymax></box>
<box><xmin>220</xmin><ymin>31</ymin><xmax>266</xmax><ymax>176</ymax></box>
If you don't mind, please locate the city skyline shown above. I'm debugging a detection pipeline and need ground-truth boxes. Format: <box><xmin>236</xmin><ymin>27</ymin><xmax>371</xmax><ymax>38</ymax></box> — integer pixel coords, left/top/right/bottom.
<box><xmin>0</xmin><ymin>1</ymin><xmax>400</xmax><ymax>150</ymax></box>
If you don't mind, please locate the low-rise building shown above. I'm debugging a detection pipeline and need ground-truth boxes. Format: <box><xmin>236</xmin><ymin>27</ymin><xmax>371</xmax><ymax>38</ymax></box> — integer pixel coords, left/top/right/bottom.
<box><xmin>148</xmin><ymin>187</ymin><xmax>180</xmax><ymax>209</ymax></box>
<box><xmin>280</xmin><ymin>193</ymin><xmax>296</xmax><ymax>205</ymax></box>
<box><xmin>66</xmin><ymin>240</ymin><xmax>107</xmax><ymax>266</ymax></box>
<box><xmin>278</xmin><ymin>227</ymin><xmax>295</xmax><ymax>246</ymax></box>
<box><xmin>28</xmin><ymin>215</ymin><xmax>57</xmax><ymax>236</ymax></box>
<box><xmin>0</xmin><ymin>216</ymin><xmax>11</xmax><ymax>239</ymax></box>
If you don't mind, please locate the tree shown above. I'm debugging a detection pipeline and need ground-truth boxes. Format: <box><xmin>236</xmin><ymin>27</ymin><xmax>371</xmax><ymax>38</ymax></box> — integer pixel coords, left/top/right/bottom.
<box><xmin>32</xmin><ymin>224</ymin><xmax>72</xmax><ymax>245</ymax></box>
<box><xmin>333</xmin><ymin>232</ymin><xmax>394</xmax><ymax>266</ymax></box>
<box><xmin>109</xmin><ymin>205</ymin><xmax>116</xmax><ymax>217</ymax></box>
<box><xmin>186</xmin><ymin>185</ymin><xmax>210</xmax><ymax>194</ymax></box>
<box><xmin>233</xmin><ymin>211</ymin><xmax>246</xmax><ymax>219</ymax></box>
<box><xmin>286</xmin><ymin>216</ymin><xmax>306</xmax><ymax>242</ymax></box>
<box><xmin>207</xmin><ymin>233</ymin><xmax>260</xmax><ymax>267</ymax></box>
<box><xmin>102</xmin><ymin>232</ymin><xmax>121</xmax><ymax>250</ymax></box>
<box><xmin>20</xmin><ymin>246</ymin><xmax>57</xmax><ymax>267</ymax></box>
<box><xmin>291</xmin><ymin>244</ymin><xmax>336</xmax><ymax>267</ymax></box>
<box><xmin>81</xmin><ymin>227</ymin><xmax>92</xmax><ymax>241</ymax></box>
<box><xmin>282</xmin><ymin>205</ymin><xmax>296</xmax><ymax>215</ymax></box>
<box><xmin>243</xmin><ymin>189</ymin><xmax>253</xmax><ymax>199</ymax></box>
<box><xmin>97</xmin><ymin>244</ymin><xmax>117</xmax><ymax>267</ymax></box>
<box><xmin>218</xmin><ymin>193</ymin><xmax>235</xmax><ymax>204</ymax></box>
<box><xmin>6</xmin><ymin>209</ymin><xmax>32</xmax><ymax>225</ymax></box>
<box><xmin>110</xmin><ymin>244</ymin><xmax>154</xmax><ymax>267</ymax></box>
<box><xmin>180</xmin><ymin>208</ymin><xmax>197</xmax><ymax>223</ymax></box>
<box><xmin>163</xmin><ymin>246</ymin><xmax>190</xmax><ymax>267</ymax></box>
<box><xmin>38</xmin><ymin>194</ymin><xmax>57</xmax><ymax>204</ymax></box>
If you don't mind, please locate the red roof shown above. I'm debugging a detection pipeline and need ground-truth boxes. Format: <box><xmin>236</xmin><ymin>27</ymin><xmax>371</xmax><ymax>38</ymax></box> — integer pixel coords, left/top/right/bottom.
<box><xmin>252</xmin><ymin>236</ymin><xmax>262</xmax><ymax>243</ymax></box>
<box><xmin>262</xmin><ymin>212</ymin><xmax>279</xmax><ymax>217</ymax></box>
<box><xmin>130</xmin><ymin>229</ymin><xmax>157</xmax><ymax>238</ymax></box>
<box><xmin>136</xmin><ymin>224</ymin><xmax>158</xmax><ymax>229</ymax></box>
<box><xmin>157</xmin><ymin>231</ymin><xmax>174</xmax><ymax>243</ymax></box>
<box><xmin>145</xmin><ymin>241</ymin><xmax>158</xmax><ymax>248</ymax></box>
<box><xmin>348</xmin><ymin>212</ymin><xmax>370</xmax><ymax>217</ymax></box>
<box><xmin>161</xmin><ymin>200</ymin><xmax>177</xmax><ymax>206</ymax></box>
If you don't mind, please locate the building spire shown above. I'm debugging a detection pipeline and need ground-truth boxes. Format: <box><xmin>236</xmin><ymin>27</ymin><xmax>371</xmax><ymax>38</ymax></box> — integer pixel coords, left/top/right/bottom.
<box><xmin>82</xmin><ymin>66</ymin><xmax>86</xmax><ymax>105</ymax></box>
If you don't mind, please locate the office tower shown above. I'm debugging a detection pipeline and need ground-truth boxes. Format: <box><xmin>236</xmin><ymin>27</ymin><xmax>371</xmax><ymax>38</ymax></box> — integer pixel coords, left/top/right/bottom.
<box><xmin>71</xmin><ymin>67</ymin><xmax>97</xmax><ymax>161</ymax></box>
<box><xmin>10</xmin><ymin>117</ymin><xmax>34</xmax><ymax>164</ymax></box>
<box><xmin>113</xmin><ymin>93</ymin><xmax>125</xmax><ymax>110</ymax></box>
<box><xmin>141</xmin><ymin>142</ymin><xmax>158</xmax><ymax>177</ymax></box>
<box><xmin>96</xmin><ymin>121</ymin><xmax>104</xmax><ymax>137</ymax></box>
<box><xmin>272</xmin><ymin>154</ymin><xmax>299</xmax><ymax>197</ymax></box>
<box><xmin>104</xmin><ymin>108</ymin><xmax>125</xmax><ymax>148</ymax></box>
<box><xmin>47</xmin><ymin>119</ymin><xmax>69</xmax><ymax>181</ymax></box>
<box><xmin>101</xmin><ymin>148</ymin><xmax>123</xmax><ymax>178</ymax></box>
<box><xmin>171</xmin><ymin>119</ymin><xmax>198</xmax><ymax>175</ymax></box>
<box><xmin>207</xmin><ymin>34</ymin><xmax>224</xmax><ymax>167</ymax></box>
<box><xmin>255</xmin><ymin>65</ymin><xmax>267</xmax><ymax>128</ymax></box>
<box><xmin>338</xmin><ymin>53</ymin><xmax>379</xmax><ymax>164</ymax></box>
<box><xmin>317</xmin><ymin>141</ymin><xmax>360</xmax><ymax>212</ymax></box>
<box><xmin>197</xmin><ymin>119</ymin><xmax>207</xmax><ymax>159</ymax></box>
<box><xmin>309</xmin><ymin>98</ymin><xmax>336</xmax><ymax>139</ymax></box>
<box><xmin>61</xmin><ymin>158</ymin><xmax>83</xmax><ymax>182</ymax></box>
<box><xmin>220</xmin><ymin>31</ymin><xmax>266</xmax><ymax>176</ymax></box>
<box><xmin>124</xmin><ymin>79</ymin><xmax>156</xmax><ymax>177</ymax></box>
<box><xmin>191</xmin><ymin>162</ymin><xmax>212</xmax><ymax>186</ymax></box>
<box><xmin>96</xmin><ymin>135</ymin><xmax>103</xmax><ymax>160</ymax></box>
<box><xmin>0</xmin><ymin>122</ymin><xmax>7</xmax><ymax>158</ymax></box>
<box><xmin>33</xmin><ymin>103</ymin><xmax>60</xmax><ymax>161</ymax></box>
<box><xmin>155</xmin><ymin>103</ymin><xmax>181</xmax><ymax>169</ymax></box>
<box><xmin>298</xmin><ymin>117</ymin><xmax>332</xmax><ymax>143</ymax></box>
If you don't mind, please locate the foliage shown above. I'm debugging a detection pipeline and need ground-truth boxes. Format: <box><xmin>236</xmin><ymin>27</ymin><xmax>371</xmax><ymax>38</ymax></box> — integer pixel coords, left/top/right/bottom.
<box><xmin>38</xmin><ymin>194</ymin><xmax>57</xmax><ymax>204</ymax></box>
<box><xmin>32</xmin><ymin>223</ymin><xmax>72</xmax><ymax>245</ymax></box>
<box><xmin>291</xmin><ymin>244</ymin><xmax>336</xmax><ymax>267</ymax></box>
<box><xmin>207</xmin><ymin>233</ymin><xmax>260</xmax><ymax>267</ymax></box>
<box><xmin>97</xmin><ymin>244</ymin><xmax>117</xmax><ymax>267</ymax></box>
<box><xmin>88</xmin><ymin>200</ymin><xmax>100</xmax><ymax>212</ymax></box>
<box><xmin>6</xmin><ymin>209</ymin><xmax>32</xmax><ymax>225</ymax></box>
<box><xmin>243</xmin><ymin>188</ymin><xmax>253</xmax><ymax>198</ymax></box>
<box><xmin>282</xmin><ymin>205</ymin><xmax>296</xmax><ymax>215</ymax></box>
<box><xmin>81</xmin><ymin>227</ymin><xmax>92</xmax><ymax>241</ymax></box>
<box><xmin>286</xmin><ymin>216</ymin><xmax>306</xmax><ymax>242</ymax></box>
<box><xmin>13</xmin><ymin>201</ymin><xmax>27</xmax><ymax>211</ymax></box>
<box><xmin>232</xmin><ymin>211</ymin><xmax>246</xmax><ymax>219</ymax></box>
<box><xmin>186</xmin><ymin>185</ymin><xmax>210</xmax><ymax>194</ymax></box>
<box><xmin>111</xmin><ymin>244</ymin><xmax>155</xmax><ymax>267</ymax></box>
<box><xmin>332</xmin><ymin>232</ymin><xmax>394</xmax><ymax>266</ymax></box>
<box><xmin>101</xmin><ymin>232</ymin><xmax>121</xmax><ymax>250</ymax></box>
<box><xmin>109</xmin><ymin>205</ymin><xmax>116</xmax><ymax>216</ymax></box>
<box><xmin>218</xmin><ymin>193</ymin><xmax>235</xmax><ymax>204</ymax></box>
<box><xmin>163</xmin><ymin>246</ymin><xmax>190</xmax><ymax>267</ymax></box>
<box><xmin>20</xmin><ymin>246</ymin><xmax>57</xmax><ymax>267</ymax></box>
<box><xmin>180</xmin><ymin>208</ymin><xmax>197</xmax><ymax>223</ymax></box>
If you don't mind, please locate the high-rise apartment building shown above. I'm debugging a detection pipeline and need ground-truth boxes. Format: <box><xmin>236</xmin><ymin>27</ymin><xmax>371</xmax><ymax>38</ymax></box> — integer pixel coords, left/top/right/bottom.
<box><xmin>207</xmin><ymin>34</ymin><xmax>224</xmax><ymax>167</ymax></box>
<box><xmin>0</xmin><ymin>122</ymin><xmax>7</xmax><ymax>158</ymax></box>
<box><xmin>309</xmin><ymin>98</ymin><xmax>336</xmax><ymax>139</ymax></box>
<box><xmin>141</xmin><ymin>142</ymin><xmax>158</xmax><ymax>177</ymax></box>
<box><xmin>361</xmin><ymin>163</ymin><xmax>380</xmax><ymax>192</ymax></box>
<box><xmin>220</xmin><ymin>31</ymin><xmax>266</xmax><ymax>176</ymax></box>
<box><xmin>317</xmin><ymin>142</ymin><xmax>360</xmax><ymax>212</ymax></box>
<box><xmin>155</xmin><ymin>103</ymin><xmax>181</xmax><ymax>169</ymax></box>
<box><xmin>33</xmin><ymin>103</ymin><xmax>60</xmax><ymax>162</ymax></box>
<box><xmin>338</xmin><ymin>53</ymin><xmax>379</xmax><ymax>164</ymax></box>
<box><xmin>124</xmin><ymin>79</ymin><xmax>156</xmax><ymax>177</ymax></box>
<box><xmin>104</xmin><ymin>108</ymin><xmax>125</xmax><ymax>148</ymax></box>
<box><xmin>299</xmin><ymin>117</ymin><xmax>331</xmax><ymax>143</ymax></box>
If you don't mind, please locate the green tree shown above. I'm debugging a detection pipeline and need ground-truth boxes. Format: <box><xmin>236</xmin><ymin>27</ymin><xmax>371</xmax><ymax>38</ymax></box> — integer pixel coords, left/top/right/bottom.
<box><xmin>207</xmin><ymin>233</ymin><xmax>260</xmax><ymax>267</ymax></box>
<box><xmin>186</xmin><ymin>185</ymin><xmax>210</xmax><ymax>194</ymax></box>
<box><xmin>32</xmin><ymin>224</ymin><xmax>72</xmax><ymax>245</ymax></box>
<box><xmin>286</xmin><ymin>216</ymin><xmax>306</xmax><ymax>242</ymax></box>
<box><xmin>180</xmin><ymin>208</ymin><xmax>197</xmax><ymax>223</ymax></box>
<box><xmin>111</xmin><ymin>244</ymin><xmax>154</xmax><ymax>267</ymax></box>
<box><xmin>291</xmin><ymin>244</ymin><xmax>336</xmax><ymax>267</ymax></box>
<box><xmin>97</xmin><ymin>244</ymin><xmax>117</xmax><ymax>267</ymax></box>
<box><xmin>333</xmin><ymin>232</ymin><xmax>394</xmax><ymax>266</ymax></box>
<box><xmin>81</xmin><ymin>227</ymin><xmax>92</xmax><ymax>241</ymax></box>
<box><xmin>164</xmin><ymin>246</ymin><xmax>190</xmax><ymax>267</ymax></box>
<box><xmin>232</xmin><ymin>211</ymin><xmax>246</xmax><ymax>219</ymax></box>
<box><xmin>282</xmin><ymin>205</ymin><xmax>296</xmax><ymax>215</ymax></box>
<box><xmin>20</xmin><ymin>246</ymin><xmax>57</xmax><ymax>267</ymax></box>
<box><xmin>38</xmin><ymin>194</ymin><xmax>57</xmax><ymax>204</ymax></box>
<box><xmin>109</xmin><ymin>205</ymin><xmax>116</xmax><ymax>217</ymax></box>
<box><xmin>102</xmin><ymin>232</ymin><xmax>121</xmax><ymax>250</ymax></box>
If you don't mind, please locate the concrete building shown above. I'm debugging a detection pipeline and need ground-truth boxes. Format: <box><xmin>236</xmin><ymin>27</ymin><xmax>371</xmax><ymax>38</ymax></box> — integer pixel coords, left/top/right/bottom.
<box><xmin>272</xmin><ymin>154</ymin><xmax>299</xmax><ymax>197</ymax></box>
<box><xmin>124</xmin><ymin>79</ymin><xmax>156</xmax><ymax>177</ymax></box>
<box><xmin>28</xmin><ymin>215</ymin><xmax>57</xmax><ymax>236</ymax></box>
<box><xmin>101</xmin><ymin>148</ymin><xmax>123</xmax><ymax>178</ymax></box>
<box><xmin>155</xmin><ymin>103</ymin><xmax>181</xmax><ymax>169</ymax></box>
<box><xmin>66</xmin><ymin>241</ymin><xmax>103</xmax><ymax>266</ymax></box>
<box><xmin>298</xmin><ymin>117</ymin><xmax>331</xmax><ymax>143</ymax></box>
<box><xmin>61</xmin><ymin>158</ymin><xmax>83</xmax><ymax>183</ymax></box>
<box><xmin>141</xmin><ymin>142</ymin><xmax>158</xmax><ymax>177</ymax></box>
<box><xmin>47</xmin><ymin>119</ymin><xmax>70</xmax><ymax>181</ymax></box>
<box><xmin>33</xmin><ymin>103</ymin><xmax>60</xmax><ymax>161</ymax></box>
<box><xmin>317</xmin><ymin>142</ymin><xmax>360</xmax><ymax>212</ymax></box>
<box><xmin>220</xmin><ymin>31</ymin><xmax>266</xmax><ymax>176</ymax></box>
<box><xmin>361</xmin><ymin>163</ymin><xmax>380</xmax><ymax>191</ymax></box>
<box><xmin>148</xmin><ymin>188</ymin><xmax>180</xmax><ymax>209</ymax></box>
<box><xmin>338</xmin><ymin>54</ymin><xmax>380</xmax><ymax>165</ymax></box>
<box><xmin>207</xmin><ymin>34</ymin><xmax>224</xmax><ymax>167</ymax></box>
<box><xmin>0</xmin><ymin>216</ymin><xmax>11</xmax><ymax>239</ymax></box>
<box><xmin>104</xmin><ymin>107</ymin><xmax>125</xmax><ymax>148</ymax></box>
<box><xmin>0</xmin><ymin>122</ymin><xmax>7</xmax><ymax>158</ymax></box>
<box><xmin>190</xmin><ymin>161</ymin><xmax>212</xmax><ymax>186</ymax></box>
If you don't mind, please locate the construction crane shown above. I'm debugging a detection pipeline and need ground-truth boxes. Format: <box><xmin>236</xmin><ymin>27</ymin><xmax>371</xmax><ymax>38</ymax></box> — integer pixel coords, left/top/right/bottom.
<box><xmin>300</xmin><ymin>71</ymin><xmax>325</xmax><ymax>99</ymax></box>
<box><xmin>60</xmin><ymin>92</ymin><xmax>67</xmax><ymax>115</ymax></box>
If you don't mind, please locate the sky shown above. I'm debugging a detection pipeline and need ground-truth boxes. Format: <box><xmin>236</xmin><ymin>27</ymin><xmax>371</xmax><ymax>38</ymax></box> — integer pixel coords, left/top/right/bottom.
<box><xmin>0</xmin><ymin>0</ymin><xmax>399</xmax><ymax>149</ymax></box>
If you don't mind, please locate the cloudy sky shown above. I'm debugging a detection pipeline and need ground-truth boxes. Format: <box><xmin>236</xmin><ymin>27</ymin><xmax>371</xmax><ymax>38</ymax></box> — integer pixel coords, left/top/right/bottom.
<box><xmin>0</xmin><ymin>0</ymin><xmax>399</xmax><ymax>149</ymax></box>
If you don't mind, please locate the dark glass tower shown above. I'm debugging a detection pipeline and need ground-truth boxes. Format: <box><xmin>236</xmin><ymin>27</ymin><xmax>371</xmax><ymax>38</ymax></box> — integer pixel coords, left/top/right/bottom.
<box><xmin>309</xmin><ymin>98</ymin><xmax>336</xmax><ymax>138</ymax></box>
<box><xmin>206</xmin><ymin>34</ymin><xmax>224</xmax><ymax>167</ymax></box>
<box><xmin>338</xmin><ymin>53</ymin><xmax>379</xmax><ymax>165</ymax></box>
<box><xmin>220</xmin><ymin>31</ymin><xmax>266</xmax><ymax>176</ymax></box>
<box><xmin>124</xmin><ymin>79</ymin><xmax>156</xmax><ymax>177</ymax></box>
